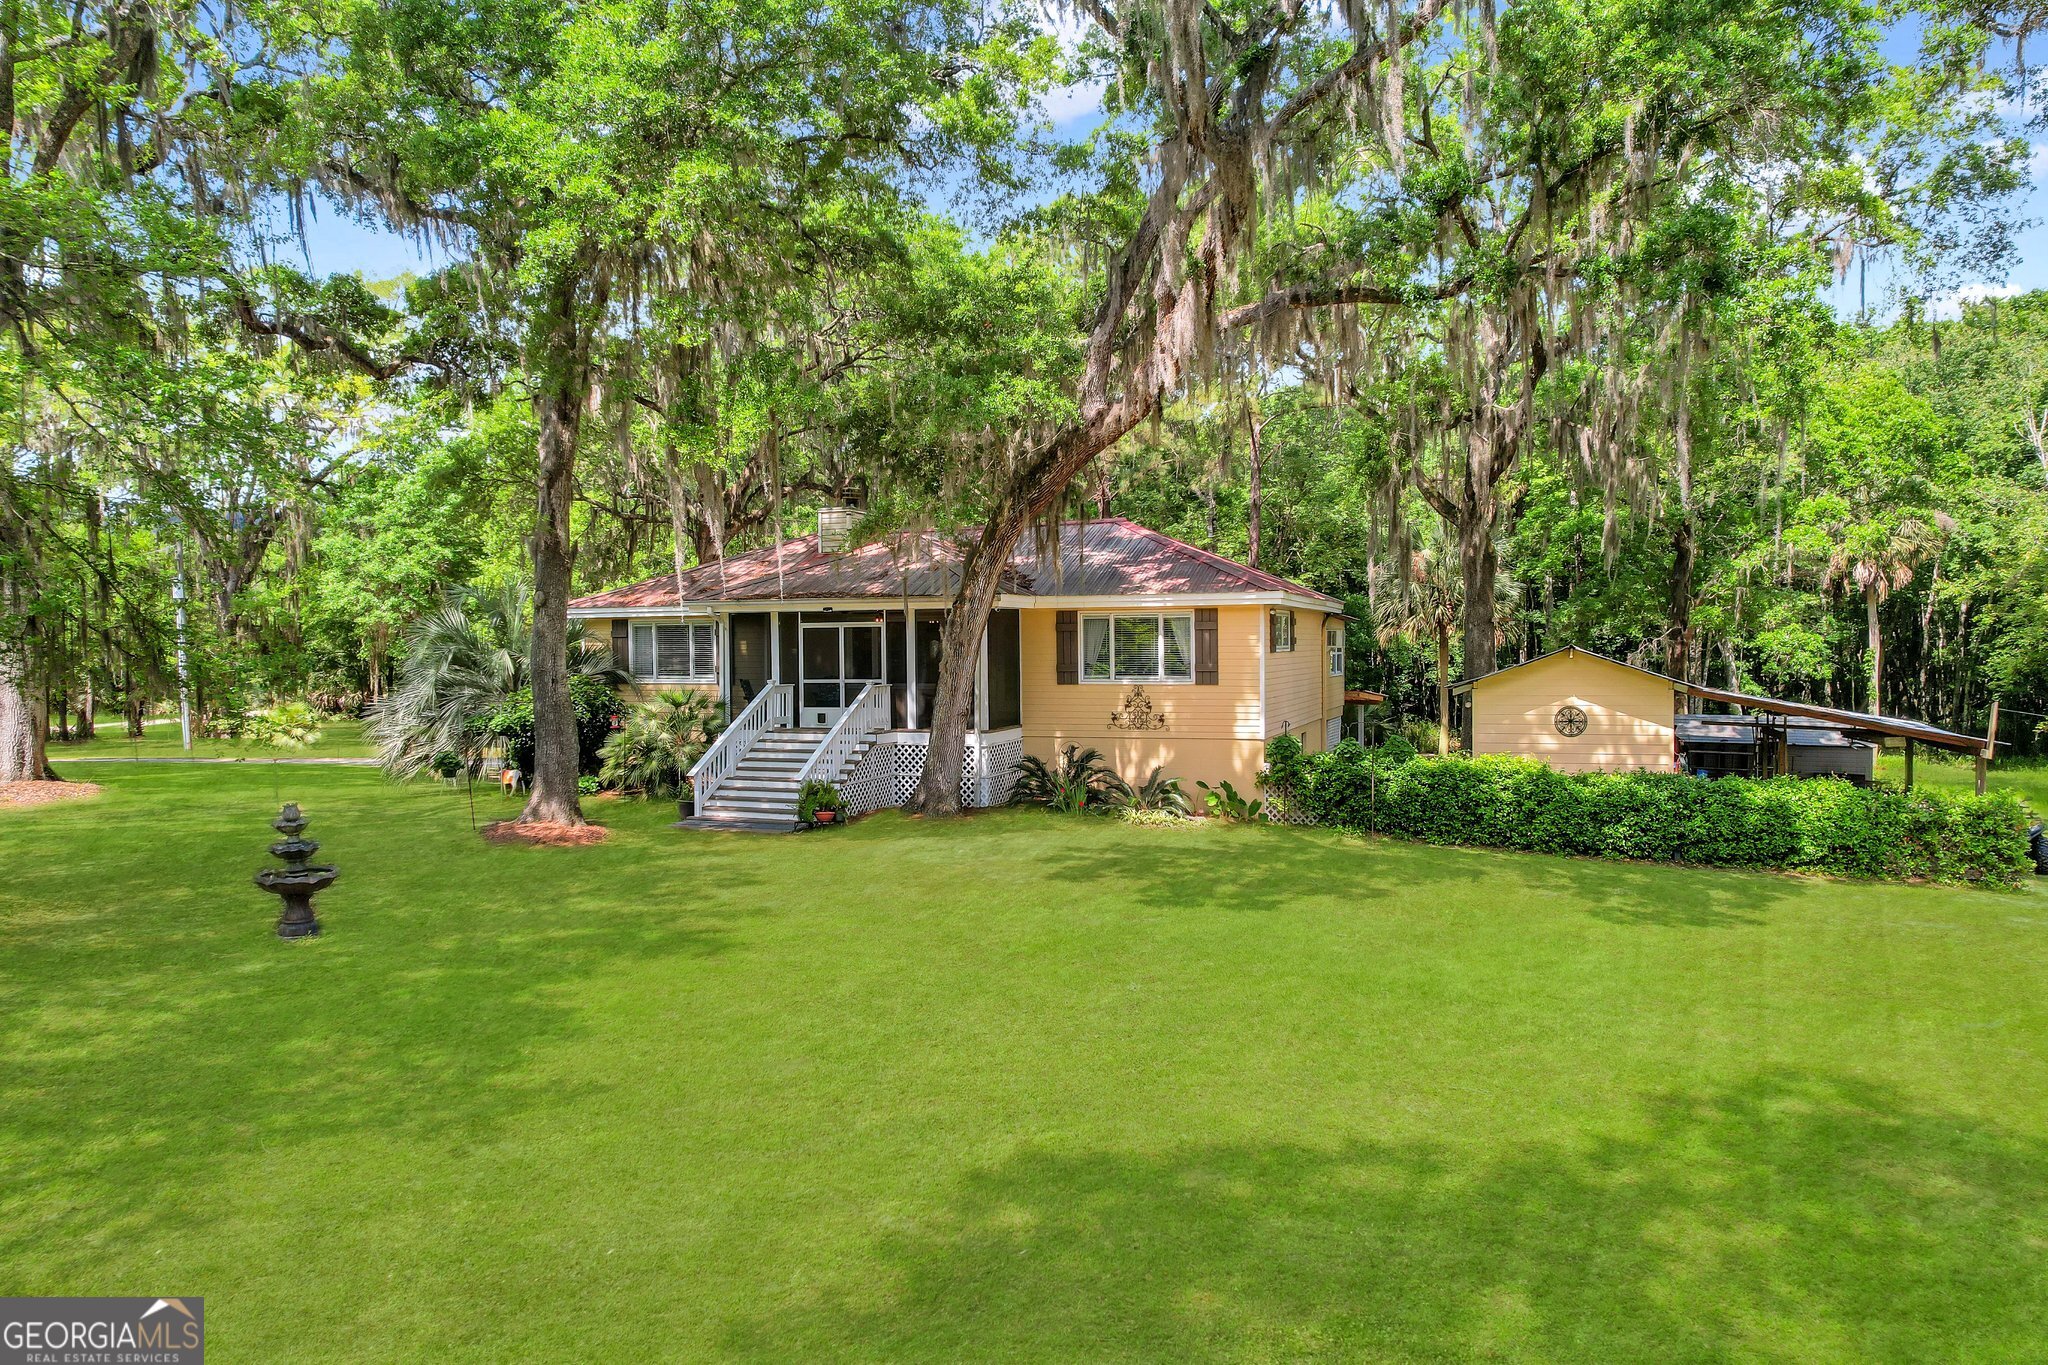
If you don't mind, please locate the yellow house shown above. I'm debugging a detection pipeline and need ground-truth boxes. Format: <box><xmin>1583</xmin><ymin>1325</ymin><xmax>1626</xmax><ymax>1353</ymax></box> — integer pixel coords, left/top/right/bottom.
<box><xmin>569</xmin><ymin>516</ymin><xmax>1348</xmax><ymax>829</ymax></box>
<box><xmin>1453</xmin><ymin>647</ymin><xmax>1685</xmax><ymax>773</ymax></box>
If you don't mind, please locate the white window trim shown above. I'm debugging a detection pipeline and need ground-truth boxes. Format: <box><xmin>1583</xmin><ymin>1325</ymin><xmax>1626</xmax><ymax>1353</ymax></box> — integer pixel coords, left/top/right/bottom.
<box><xmin>628</xmin><ymin>617</ymin><xmax>719</xmax><ymax>684</ymax></box>
<box><xmin>1270</xmin><ymin>608</ymin><xmax>1295</xmax><ymax>653</ymax></box>
<box><xmin>1080</xmin><ymin>611</ymin><xmax>1197</xmax><ymax>684</ymax></box>
<box><xmin>1328</xmin><ymin>625</ymin><xmax>1345</xmax><ymax>677</ymax></box>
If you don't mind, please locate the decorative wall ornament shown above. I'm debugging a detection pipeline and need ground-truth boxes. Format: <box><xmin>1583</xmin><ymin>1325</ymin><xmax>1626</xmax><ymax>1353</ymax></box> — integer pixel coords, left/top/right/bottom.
<box><xmin>1554</xmin><ymin>704</ymin><xmax>1588</xmax><ymax>737</ymax></box>
<box><xmin>1108</xmin><ymin>686</ymin><xmax>1170</xmax><ymax>731</ymax></box>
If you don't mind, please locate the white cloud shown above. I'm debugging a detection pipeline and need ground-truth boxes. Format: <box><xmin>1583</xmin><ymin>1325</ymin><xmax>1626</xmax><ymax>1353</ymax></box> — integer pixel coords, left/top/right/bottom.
<box><xmin>1927</xmin><ymin>282</ymin><xmax>2023</xmax><ymax>320</ymax></box>
<box><xmin>1038</xmin><ymin>79</ymin><xmax>1109</xmax><ymax>128</ymax></box>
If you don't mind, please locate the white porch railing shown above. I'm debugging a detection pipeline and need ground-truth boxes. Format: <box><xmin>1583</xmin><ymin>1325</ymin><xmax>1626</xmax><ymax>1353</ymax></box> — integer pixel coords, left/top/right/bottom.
<box><xmin>793</xmin><ymin>682</ymin><xmax>889</xmax><ymax>795</ymax></box>
<box><xmin>688</xmin><ymin>682</ymin><xmax>792</xmax><ymax>816</ymax></box>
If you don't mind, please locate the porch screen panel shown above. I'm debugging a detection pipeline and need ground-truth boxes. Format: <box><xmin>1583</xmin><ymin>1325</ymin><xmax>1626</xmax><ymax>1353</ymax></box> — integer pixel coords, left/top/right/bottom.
<box><xmin>729</xmin><ymin>614</ymin><xmax>771</xmax><ymax>703</ymax></box>
<box><xmin>914</xmin><ymin>614</ymin><xmax>945</xmax><ymax>722</ymax></box>
<box><xmin>986</xmin><ymin>610</ymin><xmax>1021</xmax><ymax>729</ymax></box>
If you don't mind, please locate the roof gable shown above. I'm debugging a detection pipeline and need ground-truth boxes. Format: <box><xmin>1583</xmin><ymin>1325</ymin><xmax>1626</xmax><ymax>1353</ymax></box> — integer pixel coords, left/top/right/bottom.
<box><xmin>1453</xmin><ymin>646</ymin><xmax>1686</xmax><ymax>695</ymax></box>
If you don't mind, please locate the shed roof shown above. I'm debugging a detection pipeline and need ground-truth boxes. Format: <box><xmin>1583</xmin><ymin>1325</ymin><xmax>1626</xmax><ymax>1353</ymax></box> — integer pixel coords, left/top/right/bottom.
<box><xmin>1684</xmin><ymin>685</ymin><xmax>1992</xmax><ymax>754</ymax></box>
<box><xmin>569</xmin><ymin>517</ymin><xmax>1342</xmax><ymax>613</ymax></box>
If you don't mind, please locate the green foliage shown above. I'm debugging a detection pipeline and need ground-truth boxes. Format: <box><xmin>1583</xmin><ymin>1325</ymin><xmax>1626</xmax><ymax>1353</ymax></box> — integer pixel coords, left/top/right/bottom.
<box><xmin>1011</xmin><ymin>745</ymin><xmax>1130</xmax><ymax>814</ymax></box>
<box><xmin>798</xmin><ymin>781</ymin><xmax>844</xmax><ymax>824</ymax></box>
<box><xmin>1273</xmin><ymin>751</ymin><xmax>2032</xmax><ymax>887</ymax></box>
<box><xmin>1114</xmin><ymin>766</ymin><xmax>1191</xmax><ymax>817</ymax></box>
<box><xmin>1195</xmin><ymin>780</ymin><xmax>1264</xmax><ymax>824</ymax></box>
<box><xmin>598</xmin><ymin>692</ymin><xmax>727</xmax><ymax>798</ymax></box>
<box><xmin>368</xmin><ymin>584</ymin><xmax>624</xmax><ymax>778</ymax></box>
<box><xmin>247</xmin><ymin>702</ymin><xmax>326</xmax><ymax>753</ymax></box>
<box><xmin>480</xmin><ymin>674</ymin><xmax>625</xmax><ymax>780</ymax></box>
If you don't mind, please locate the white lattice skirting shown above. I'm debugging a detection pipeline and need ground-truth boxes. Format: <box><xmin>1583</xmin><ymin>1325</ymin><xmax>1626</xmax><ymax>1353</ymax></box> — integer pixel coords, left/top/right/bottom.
<box><xmin>840</xmin><ymin>730</ymin><xmax>1024</xmax><ymax>817</ymax></box>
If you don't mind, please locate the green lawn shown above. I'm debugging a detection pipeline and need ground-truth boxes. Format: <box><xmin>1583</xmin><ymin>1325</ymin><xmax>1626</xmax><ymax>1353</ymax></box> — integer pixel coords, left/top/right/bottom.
<box><xmin>4</xmin><ymin>764</ymin><xmax>2047</xmax><ymax>1362</ymax></box>
<box><xmin>46</xmin><ymin>715</ymin><xmax>375</xmax><ymax>760</ymax></box>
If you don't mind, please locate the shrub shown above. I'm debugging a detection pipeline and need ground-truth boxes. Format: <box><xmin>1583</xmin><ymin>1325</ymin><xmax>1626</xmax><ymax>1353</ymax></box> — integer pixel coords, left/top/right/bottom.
<box><xmin>1012</xmin><ymin>745</ymin><xmax>1129</xmax><ymax>813</ymax></box>
<box><xmin>480</xmin><ymin>673</ymin><xmax>624</xmax><ymax>779</ymax></box>
<box><xmin>599</xmin><ymin>691</ymin><xmax>727</xmax><ymax>797</ymax></box>
<box><xmin>1196</xmin><ymin>779</ymin><xmax>1264</xmax><ymax>822</ymax></box>
<box><xmin>1265</xmin><ymin>750</ymin><xmax>2032</xmax><ymax>888</ymax></box>
<box><xmin>1116</xmin><ymin>766</ymin><xmax>1192</xmax><ymax>816</ymax></box>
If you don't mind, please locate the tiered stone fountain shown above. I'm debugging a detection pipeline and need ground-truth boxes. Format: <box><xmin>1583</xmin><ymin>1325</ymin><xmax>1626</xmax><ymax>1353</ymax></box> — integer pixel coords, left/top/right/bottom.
<box><xmin>254</xmin><ymin>803</ymin><xmax>338</xmax><ymax>939</ymax></box>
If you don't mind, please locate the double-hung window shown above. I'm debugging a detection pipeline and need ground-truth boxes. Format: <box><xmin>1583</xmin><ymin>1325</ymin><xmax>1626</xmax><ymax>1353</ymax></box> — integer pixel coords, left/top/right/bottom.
<box><xmin>1081</xmin><ymin>613</ymin><xmax>1194</xmax><ymax>683</ymax></box>
<box><xmin>628</xmin><ymin>619</ymin><xmax>717</xmax><ymax>683</ymax></box>
<box><xmin>1270</xmin><ymin>609</ymin><xmax>1295</xmax><ymax>652</ymax></box>
<box><xmin>1327</xmin><ymin>625</ymin><xmax>1345</xmax><ymax>677</ymax></box>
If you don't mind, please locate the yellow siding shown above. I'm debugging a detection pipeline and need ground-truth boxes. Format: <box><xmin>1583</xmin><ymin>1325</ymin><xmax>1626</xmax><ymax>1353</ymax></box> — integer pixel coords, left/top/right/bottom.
<box><xmin>1019</xmin><ymin>605</ymin><xmax>1290</xmax><ymax>790</ymax></box>
<box><xmin>1468</xmin><ymin>652</ymin><xmax>1679</xmax><ymax>773</ymax></box>
<box><xmin>1263</xmin><ymin>608</ymin><xmax>1338</xmax><ymax>751</ymax></box>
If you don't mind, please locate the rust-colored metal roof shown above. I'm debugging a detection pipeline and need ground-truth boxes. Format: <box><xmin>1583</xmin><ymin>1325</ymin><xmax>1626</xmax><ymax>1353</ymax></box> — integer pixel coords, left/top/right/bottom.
<box><xmin>569</xmin><ymin>518</ymin><xmax>1342</xmax><ymax>612</ymax></box>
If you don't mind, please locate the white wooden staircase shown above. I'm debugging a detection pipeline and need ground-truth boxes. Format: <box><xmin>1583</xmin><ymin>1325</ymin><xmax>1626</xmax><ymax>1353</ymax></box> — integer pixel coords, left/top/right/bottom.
<box><xmin>681</xmin><ymin>682</ymin><xmax>888</xmax><ymax>833</ymax></box>
<box><xmin>682</xmin><ymin>728</ymin><xmax>835</xmax><ymax>831</ymax></box>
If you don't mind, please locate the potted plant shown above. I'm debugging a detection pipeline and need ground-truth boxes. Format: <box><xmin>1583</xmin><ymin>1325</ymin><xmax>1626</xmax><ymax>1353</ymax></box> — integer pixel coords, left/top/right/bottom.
<box><xmin>798</xmin><ymin>780</ymin><xmax>844</xmax><ymax>826</ymax></box>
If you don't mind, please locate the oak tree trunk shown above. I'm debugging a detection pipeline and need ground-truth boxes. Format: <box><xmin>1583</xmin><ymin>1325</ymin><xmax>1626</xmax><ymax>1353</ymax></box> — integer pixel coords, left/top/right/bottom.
<box><xmin>518</xmin><ymin>275</ymin><xmax>595</xmax><ymax>827</ymax></box>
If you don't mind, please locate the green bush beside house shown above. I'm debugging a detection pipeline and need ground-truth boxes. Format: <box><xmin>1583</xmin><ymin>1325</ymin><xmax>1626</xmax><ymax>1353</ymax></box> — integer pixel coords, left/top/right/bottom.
<box><xmin>1263</xmin><ymin>734</ymin><xmax>2034</xmax><ymax>888</ymax></box>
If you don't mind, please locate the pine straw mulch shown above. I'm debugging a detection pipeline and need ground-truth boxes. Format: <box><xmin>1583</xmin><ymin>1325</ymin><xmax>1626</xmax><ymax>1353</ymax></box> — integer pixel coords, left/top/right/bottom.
<box><xmin>479</xmin><ymin>819</ymin><xmax>610</xmax><ymax>847</ymax></box>
<box><xmin>0</xmin><ymin>780</ymin><xmax>103</xmax><ymax>806</ymax></box>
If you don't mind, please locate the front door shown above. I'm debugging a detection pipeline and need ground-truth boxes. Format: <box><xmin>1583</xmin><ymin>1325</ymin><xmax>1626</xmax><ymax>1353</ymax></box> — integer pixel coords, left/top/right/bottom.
<box><xmin>800</xmin><ymin>622</ymin><xmax>883</xmax><ymax>727</ymax></box>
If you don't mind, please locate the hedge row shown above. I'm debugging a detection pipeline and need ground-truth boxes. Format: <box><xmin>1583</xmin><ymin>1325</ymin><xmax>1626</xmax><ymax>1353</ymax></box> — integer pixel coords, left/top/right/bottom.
<box><xmin>1263</xmin><ymin>735</ymin><xmax>2034</xmax><ymax>888</ymax></box>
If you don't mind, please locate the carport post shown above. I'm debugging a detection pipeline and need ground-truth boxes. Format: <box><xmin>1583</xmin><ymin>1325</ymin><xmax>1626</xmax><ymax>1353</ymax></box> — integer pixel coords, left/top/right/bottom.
<box><xmin>1975</xmin><ymin>751</ymin><xmax>1987</xmax><ymax>796</ymax></box>
<box><xmin>1904</xmin><ymin>739</ymin><xmax>1915</xmax><ymax>792</ymax></box>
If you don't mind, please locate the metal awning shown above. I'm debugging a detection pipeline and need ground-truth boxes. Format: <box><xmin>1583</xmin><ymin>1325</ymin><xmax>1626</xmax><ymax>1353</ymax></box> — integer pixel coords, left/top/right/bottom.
<box><xmin>1684</xmin><ymin>685</ymin><xmax>1992</xmax><ymax>754</ymax></box>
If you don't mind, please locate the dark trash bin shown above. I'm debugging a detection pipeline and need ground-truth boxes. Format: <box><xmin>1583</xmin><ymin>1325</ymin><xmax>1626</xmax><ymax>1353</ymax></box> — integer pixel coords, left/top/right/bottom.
<box><xmin>2031</xmin><ymin>823</ymin><xmax>2048</xmax><ymax>876</ymax></box>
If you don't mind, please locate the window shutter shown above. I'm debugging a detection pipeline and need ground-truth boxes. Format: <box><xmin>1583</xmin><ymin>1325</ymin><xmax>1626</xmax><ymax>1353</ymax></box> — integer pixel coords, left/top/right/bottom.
<box><xmin>1055</xmin><ymin>610</ymin><xmax>1078</xmax><ymax>685</ymax></box>
<box><xmin>1194</xmin><ymin>608</ymin><xmax>1219</xmax><ymax>685</ymax></box>
<box><xmin>609</xmin><ymin>620</ymin><xmax>629</xmax><ymax>668</ymax></box>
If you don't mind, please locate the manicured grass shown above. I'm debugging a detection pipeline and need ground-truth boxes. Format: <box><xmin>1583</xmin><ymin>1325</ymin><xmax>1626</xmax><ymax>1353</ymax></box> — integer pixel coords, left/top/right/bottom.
<box><xmin>4</xmin><ymin>763</ymin><xmax>2048</xmax><ymax>1361</ymax></box>
<box><xmin>46</xmin><ymin>715</ymin><xmax>375</xmax><ymax>760</ymax></box>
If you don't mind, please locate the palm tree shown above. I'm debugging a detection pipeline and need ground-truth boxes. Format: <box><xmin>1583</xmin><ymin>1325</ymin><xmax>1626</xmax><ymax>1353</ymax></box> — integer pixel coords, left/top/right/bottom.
<box><xmin>368</xmin><ymin>583</ymin><xmax>622</xmax><ymax>779</ymax></box>
<box><xmin>1371</xmin><ymin>544</ymin><xmax>1465</xmax><ymax>756</ymax></box>
<box><xmin>1801</xmin><ymin>497</ymin><xmax>1952</xmax><ymax>712</ymax></box>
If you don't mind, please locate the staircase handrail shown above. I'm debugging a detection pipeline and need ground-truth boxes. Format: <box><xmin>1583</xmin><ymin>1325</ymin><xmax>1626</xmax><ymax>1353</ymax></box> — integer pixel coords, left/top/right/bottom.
<box><xmin>689</xmin><ymin>682</ymin><xmax>792</xmax><ymax>815</ymax></box>
<box><xmin>792</xmin><ymin>682</ymin><xmax>888</xmax><ymax>792</ymax></box>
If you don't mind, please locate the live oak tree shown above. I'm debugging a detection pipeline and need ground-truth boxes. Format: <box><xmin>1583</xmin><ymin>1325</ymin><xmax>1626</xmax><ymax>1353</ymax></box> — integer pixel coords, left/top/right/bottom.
<box><xmin>286</xmin><ymin>0</ymin><xmax>1040</xmax><ymax>823</ymax></box>
<box><xmin>900</xmin><ymin>0</ymin><xmax>1459</xmax><ymax>816</ymax></box>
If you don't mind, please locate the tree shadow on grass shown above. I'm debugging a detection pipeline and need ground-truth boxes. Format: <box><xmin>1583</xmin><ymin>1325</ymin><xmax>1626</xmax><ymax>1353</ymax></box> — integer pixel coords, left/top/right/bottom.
<box><xmin>0</xmin><ymin>765</ymin><xmax>770</xmax><ymax>1281</ymax></box>
<box><xmin>728</xmin><ymin>1069</ymin><xmax>2048</xmax><ymax>1362</ymax></box>
<box><xmin>1022</xmin><ymin>813</ymin><xmax>1792</xmax><ymax>929</ymax></box>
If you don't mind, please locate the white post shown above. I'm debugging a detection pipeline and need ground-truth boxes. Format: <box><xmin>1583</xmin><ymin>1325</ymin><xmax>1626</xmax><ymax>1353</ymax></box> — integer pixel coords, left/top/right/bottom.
<box><xmin>905</xmin><ymin>608</ymin><xmax>918</xmax><ymax>730</ymax></box>
<box><xmin>173</xmin><ymin>542</ymin><xmax>192</xmax><ymax>752</ymax></box>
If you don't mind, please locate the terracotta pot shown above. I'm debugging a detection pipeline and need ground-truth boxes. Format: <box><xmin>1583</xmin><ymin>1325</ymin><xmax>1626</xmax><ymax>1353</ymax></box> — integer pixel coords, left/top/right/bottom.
<box><xmin>815</xmin><ymin>809</ymin><xmax>838</xmax><ymax>824</ymax></box>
